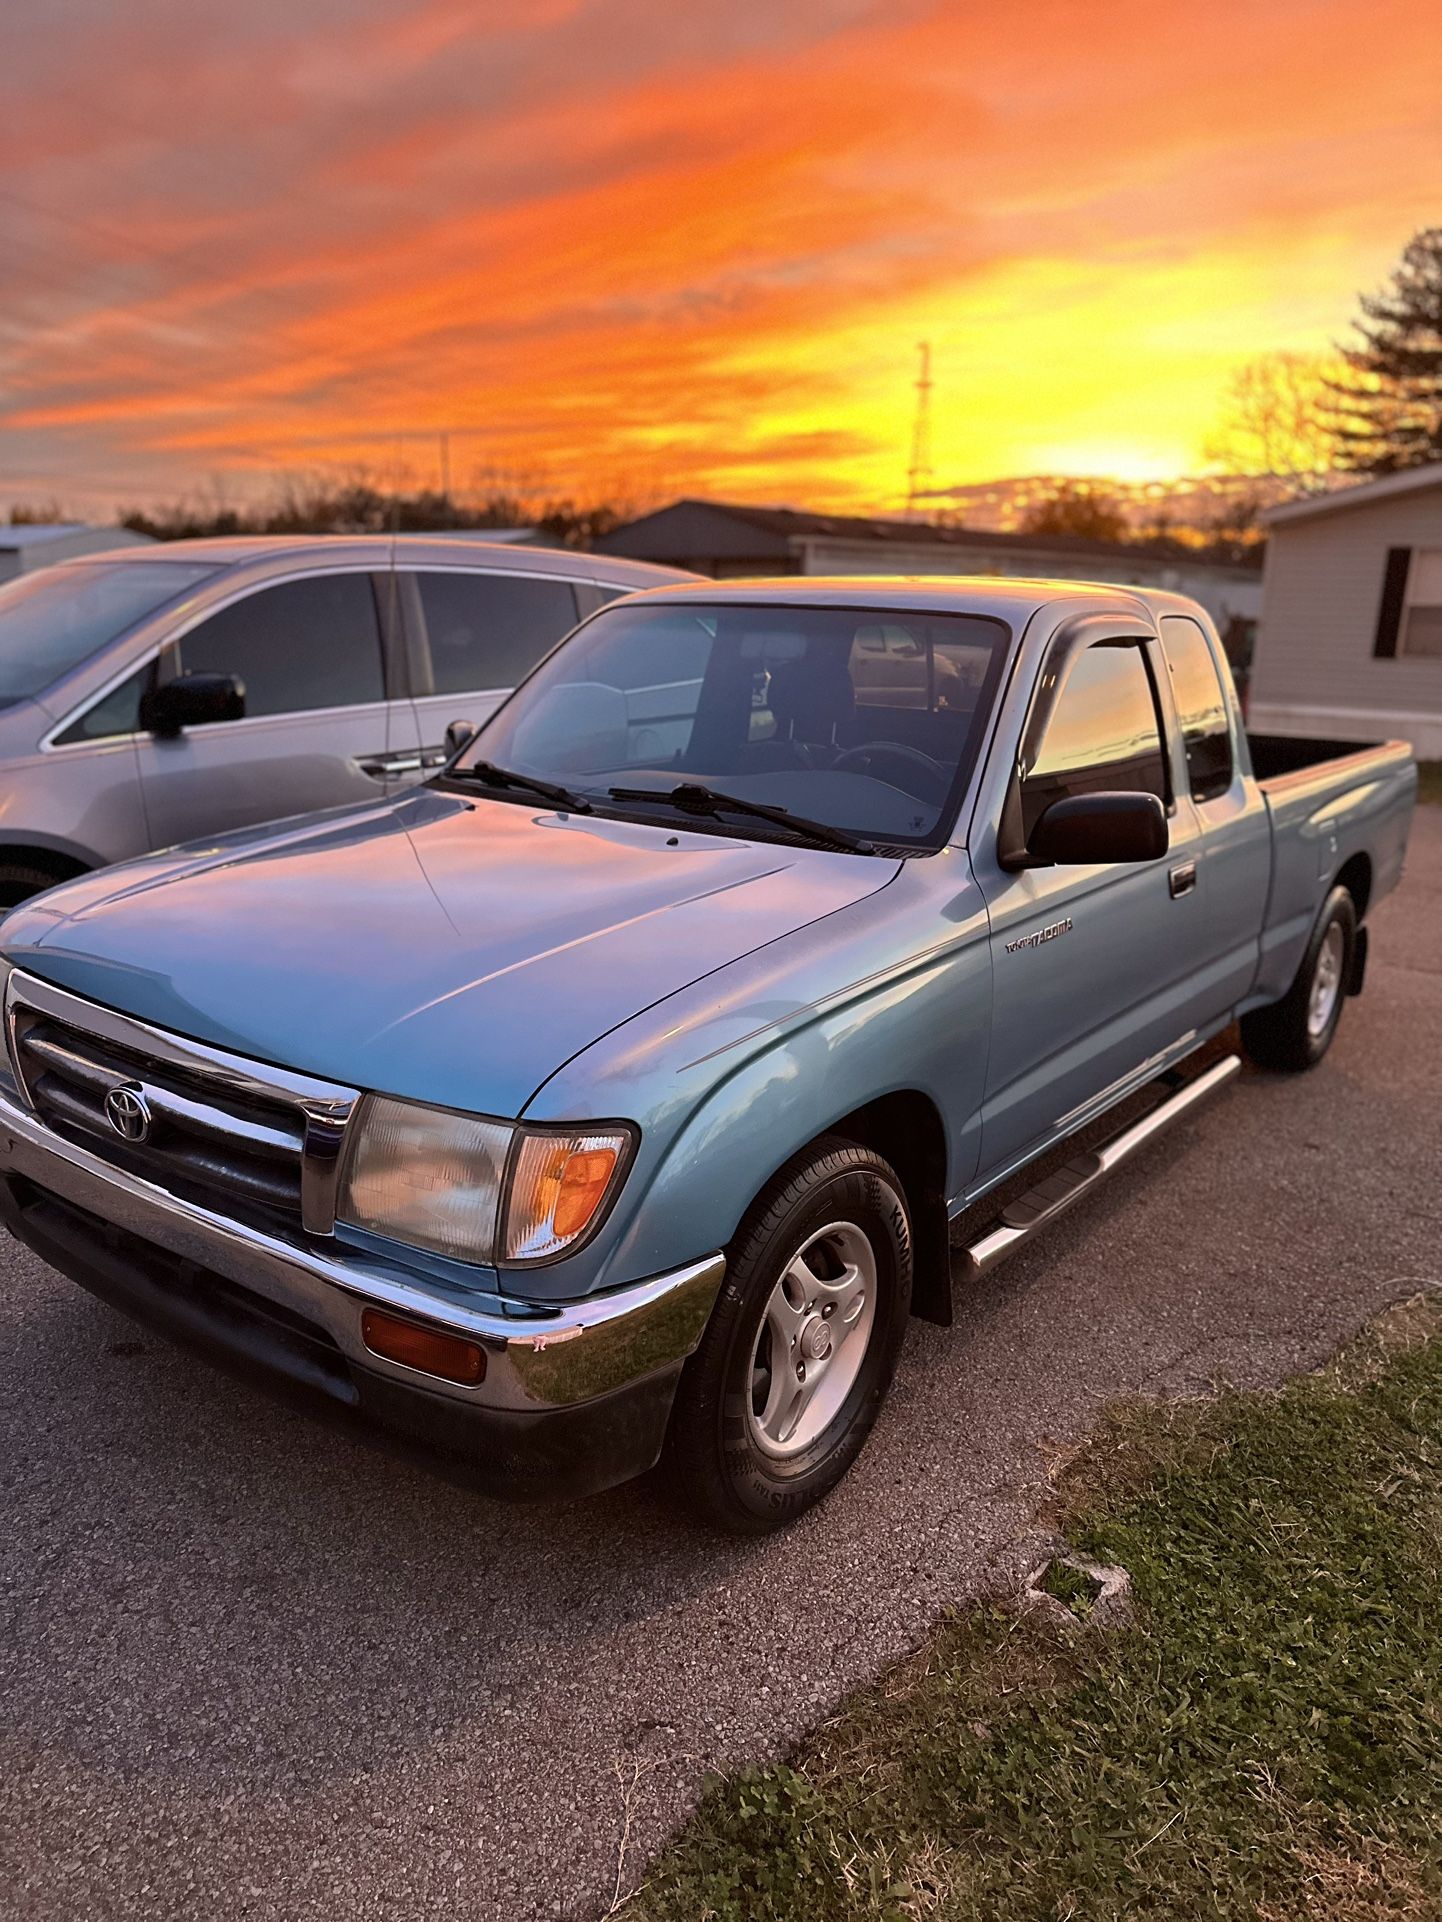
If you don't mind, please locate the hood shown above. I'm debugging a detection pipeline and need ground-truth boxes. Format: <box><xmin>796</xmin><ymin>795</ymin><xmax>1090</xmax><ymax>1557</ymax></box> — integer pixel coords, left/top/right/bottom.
<box><xmin>2</xmin><ymin>789</ymin><xmax>897</xmax><ymax>1115</ymax></box>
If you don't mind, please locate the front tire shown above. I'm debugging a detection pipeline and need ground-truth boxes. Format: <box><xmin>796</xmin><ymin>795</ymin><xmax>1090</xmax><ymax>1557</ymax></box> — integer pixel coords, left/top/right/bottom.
<box><xmin>1242</xmin><ymin>885</ymin><xmax>1356</xmax><ymax>1072</ymax></box>
<box><xmin>667</xmin><ymin>1139</ymin><xmax>913</xmax><ymax>1533</ymax></box>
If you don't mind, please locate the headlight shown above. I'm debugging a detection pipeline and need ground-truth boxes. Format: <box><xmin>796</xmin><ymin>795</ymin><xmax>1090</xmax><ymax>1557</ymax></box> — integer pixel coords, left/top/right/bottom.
<box><xmin>337</xmin><ymin>1095</ymin><xmax>633</xmax><ymax>1267</ymax></box>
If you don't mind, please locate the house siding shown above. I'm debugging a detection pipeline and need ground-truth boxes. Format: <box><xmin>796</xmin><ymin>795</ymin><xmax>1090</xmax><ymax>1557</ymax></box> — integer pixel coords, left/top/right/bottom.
<box><xmin>1250</xmin><ymin>483</ymin><xmax>1442</xmax><ymax>755</ymax></box>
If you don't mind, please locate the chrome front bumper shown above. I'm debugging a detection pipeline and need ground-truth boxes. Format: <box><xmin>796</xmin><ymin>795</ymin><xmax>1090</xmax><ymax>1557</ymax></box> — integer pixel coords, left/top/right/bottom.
<box><xmin>0</xmin><ymin>1085</ymin><xmax>725</xmax><ymax>1494</ymax></box>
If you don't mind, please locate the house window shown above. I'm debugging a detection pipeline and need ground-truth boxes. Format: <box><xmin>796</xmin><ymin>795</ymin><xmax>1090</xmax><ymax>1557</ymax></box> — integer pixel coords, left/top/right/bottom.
<box><xmin>1402</xmin><ymin>548</ymin><xmax>1442</xmax><ymax>657</ymax></box>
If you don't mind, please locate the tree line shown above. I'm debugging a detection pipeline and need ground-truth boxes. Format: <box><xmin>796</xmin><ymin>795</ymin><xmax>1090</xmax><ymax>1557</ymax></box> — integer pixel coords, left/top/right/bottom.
<box><xmin>114</xmin><ymin>480</ymin><xmax>633</xmax><ymax>548</ymax></box>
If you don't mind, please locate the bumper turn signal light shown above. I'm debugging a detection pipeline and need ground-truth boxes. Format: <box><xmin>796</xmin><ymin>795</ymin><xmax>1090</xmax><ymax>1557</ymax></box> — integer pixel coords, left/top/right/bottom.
<box><xmin>361</xmin><ymin>1309</ymin><xmax>487</xmax><ymax>1386</ymax></box>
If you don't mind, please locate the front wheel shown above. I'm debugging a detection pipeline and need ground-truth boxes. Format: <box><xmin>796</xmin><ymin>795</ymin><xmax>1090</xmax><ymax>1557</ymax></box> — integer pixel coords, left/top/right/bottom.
<box><xmin>1242</xmin><ymin>885</ymin><xmax>1357</xmax><ymax>1072</ymax></box>
<box><xmin>667</xmin><ymin>1139</ymin><xmax>913</xmax><ymax>1533</ymax></box>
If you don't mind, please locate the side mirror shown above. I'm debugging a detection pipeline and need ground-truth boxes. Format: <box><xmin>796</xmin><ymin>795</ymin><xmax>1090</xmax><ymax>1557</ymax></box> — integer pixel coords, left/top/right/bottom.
<box><xmin>1028</xmin><ymin>791</ymin><xmax>1168</xmax><ymax>866</ymax></box>
<box><xmin>444</xmin><ymin>718</ymin><xmax>478</xmax><ymax>758</ymax></box>
<box><xmin>141</xmin><ymin>671</ymin><xmax>246</xmax><ymax>738</ymax></box>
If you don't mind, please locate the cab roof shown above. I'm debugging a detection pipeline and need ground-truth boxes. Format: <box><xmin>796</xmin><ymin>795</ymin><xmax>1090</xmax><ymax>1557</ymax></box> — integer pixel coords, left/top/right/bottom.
<box><xmin>612</xmin><ymin>574</ymin><xmax>1201</xmax><ymax>625</ymax></box>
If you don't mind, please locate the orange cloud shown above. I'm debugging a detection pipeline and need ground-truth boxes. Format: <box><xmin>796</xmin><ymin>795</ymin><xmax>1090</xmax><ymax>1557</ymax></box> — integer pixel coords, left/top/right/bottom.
<box><xmin>1</xmin><ymin>0</ymin><xmax>1437</xmax><ymax>514</ymax></box>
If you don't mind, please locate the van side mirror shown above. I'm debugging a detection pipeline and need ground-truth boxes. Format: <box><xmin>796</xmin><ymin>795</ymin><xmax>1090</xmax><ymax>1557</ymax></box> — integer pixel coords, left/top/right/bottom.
<box><xmin>141</xmin><ymin>671</ymin><xmax>246</xmax><ymax>738</ymax></box>
<box><xmin>444</xmin><ymin>718</ymin><xmax>478</xmax><ymax>757</ymax></box>
<box><xmin>1028</xmin><ymin>791</ymin><xmax>1168</xmax><ymax>866</ymax></box>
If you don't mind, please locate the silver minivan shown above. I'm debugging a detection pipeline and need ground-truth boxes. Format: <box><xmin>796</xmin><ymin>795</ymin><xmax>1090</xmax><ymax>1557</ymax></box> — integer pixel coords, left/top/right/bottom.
<box><xmin>0</xmin><ymin>536</ymin><xmax>689</xmax><ymax>906</ymax></box>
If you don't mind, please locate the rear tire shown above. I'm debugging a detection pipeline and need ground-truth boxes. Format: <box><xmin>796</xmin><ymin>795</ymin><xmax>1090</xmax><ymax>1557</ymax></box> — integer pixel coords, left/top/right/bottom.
<box><xmin>1241</xmin><ymin>885</ymin><xmax>1356</xmax><ymax>1072</ymax></box>
<box><xmin>667</xmin><ymin>1138</ymin><xmax>912</xmax><ymax>1534</ymax></box>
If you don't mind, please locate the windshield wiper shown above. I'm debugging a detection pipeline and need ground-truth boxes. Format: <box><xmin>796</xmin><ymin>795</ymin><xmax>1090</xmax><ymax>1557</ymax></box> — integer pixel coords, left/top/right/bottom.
<box><xmin>446</xmin><ymin>760</ymin><xmax>592</xmax><ymax>813</ymax></box>
<box><xmin>607</xmin><ymin>782</ymin><xmax>872</xmax><ymax>854</ymax></box>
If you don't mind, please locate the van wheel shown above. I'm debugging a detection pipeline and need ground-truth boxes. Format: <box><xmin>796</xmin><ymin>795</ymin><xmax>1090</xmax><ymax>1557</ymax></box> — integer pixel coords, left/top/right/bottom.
<box><xmin>667</xmin><ymin>1138</ymin><xmax>912</xmax><ymax>1533</ymax></box>
<box><xmin>0</xmin><ymin>861</ymin><xmax>66</xmax><ymax>911</ymax></box>
<box><xmin>1242</xmin><ymin>886</ymin><xmax>1357</xmax><ymax>1072</ymax></box>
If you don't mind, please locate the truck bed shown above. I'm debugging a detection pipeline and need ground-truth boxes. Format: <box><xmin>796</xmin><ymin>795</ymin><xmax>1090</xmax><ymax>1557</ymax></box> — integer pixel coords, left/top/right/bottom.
<box><xmin>1245</xmin><ymin>731</ymin><xmax>1416</xmax><ymax>1012</ymax></box>
<box><xmin>1247</xmin><ymin>731</ymin><xmax>1409</xmax><ymax>787</ymax></box>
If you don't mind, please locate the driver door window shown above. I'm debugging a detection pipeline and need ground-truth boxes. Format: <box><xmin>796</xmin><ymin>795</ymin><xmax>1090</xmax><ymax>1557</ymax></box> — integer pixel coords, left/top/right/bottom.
<box><xmin>177</xmin><ymin>573</ymin><xmax>385</xmax><ymax>714</ymax></box>
<box><xmin>133</xmin><ymin>571</ymin><xmax>416</xmax><ymax>851</ymax></box>
<box><xmin>977</xmin><ymin>635</ymin><xmax>1201</xmax><ymax>1184</ymax></box>
<box><xmin>1021</xmin><ymin>642</ymin><xmax>1168</xmax><ymax>837</ymax></box>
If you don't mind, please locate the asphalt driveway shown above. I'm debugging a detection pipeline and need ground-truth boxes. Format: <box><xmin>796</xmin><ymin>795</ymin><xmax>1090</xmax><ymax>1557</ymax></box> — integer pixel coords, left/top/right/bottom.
<box><xmin>2</xmin><ymin>808</ymin><xmax>1438</xmax><ymax>1922</ymax></box>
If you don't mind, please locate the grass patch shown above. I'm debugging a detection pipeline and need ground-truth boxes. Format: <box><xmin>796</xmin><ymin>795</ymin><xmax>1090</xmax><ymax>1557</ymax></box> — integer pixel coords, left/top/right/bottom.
<box><xmin>1415</xmin><ymin>761</ymin><xmax>1442</xmax><ymax>808</ymax></box>
<box><xmin>619</xmin><ymin>1296</ymin><xmax>1442</xmax><ymax>1921</ymax></box>
<box><xmin>1035</xmin><ymin>1556</ymin><xmax>1098</xmax><ymax>1618</ymax></box>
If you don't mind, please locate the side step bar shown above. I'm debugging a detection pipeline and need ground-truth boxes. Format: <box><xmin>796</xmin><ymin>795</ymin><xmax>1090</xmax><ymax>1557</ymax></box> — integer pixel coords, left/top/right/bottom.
<box><xmin>957</xmin><ymin>1054</ymin><xmax>1242</xmax><ymax>1280</ymax></box>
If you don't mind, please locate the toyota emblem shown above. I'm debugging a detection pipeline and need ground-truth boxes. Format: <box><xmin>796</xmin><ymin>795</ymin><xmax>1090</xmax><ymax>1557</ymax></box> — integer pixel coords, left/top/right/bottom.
<box><xmin>103</xmin><ymin>1082</ymin><xmax>152</xmax><ymax>1143</ymax></box>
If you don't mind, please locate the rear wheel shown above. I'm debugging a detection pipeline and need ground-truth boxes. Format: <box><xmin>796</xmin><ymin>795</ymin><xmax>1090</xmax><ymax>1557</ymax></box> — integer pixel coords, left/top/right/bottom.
<box><xmin>1242</xmin><ymin>885</ymin><xmax>1357</xmax><ymax>1071</ymax></box>
<box><xmin>667</xmin><ymin>1139</ymin><xmax>912</xmax><ymax>1533</ymax></box>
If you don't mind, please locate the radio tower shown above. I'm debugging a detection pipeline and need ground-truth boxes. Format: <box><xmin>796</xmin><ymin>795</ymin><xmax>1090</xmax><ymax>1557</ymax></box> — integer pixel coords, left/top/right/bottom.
<box><xmin>905</xmin><ymin>341</ymin><xmax>934</xmax><ymax>520</ymax></box>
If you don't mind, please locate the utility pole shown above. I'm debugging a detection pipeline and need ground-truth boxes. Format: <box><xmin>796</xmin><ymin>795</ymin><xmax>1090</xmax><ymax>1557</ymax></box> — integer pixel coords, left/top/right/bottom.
<box><xmin>438</xmin><ymin>432</ymin><xmax>452</xmax><ymax>505</ymax></box>
<box><xmin>905</xmin><ymin>341</ymin><xmax>934</xmax><ymax>521</ymax></box>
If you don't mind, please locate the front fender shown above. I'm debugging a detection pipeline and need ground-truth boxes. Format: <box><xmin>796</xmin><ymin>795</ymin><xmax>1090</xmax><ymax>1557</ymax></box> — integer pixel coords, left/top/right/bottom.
<box><xmin>523</xmin><ymin>852</ymin><xmax>993</xmax><ymax>1294</ymax></box>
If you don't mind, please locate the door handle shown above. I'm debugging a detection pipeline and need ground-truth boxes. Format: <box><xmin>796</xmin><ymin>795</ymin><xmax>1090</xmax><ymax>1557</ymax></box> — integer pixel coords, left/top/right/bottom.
<box><xmin>1168</xmin><ymin>861</ymin><xmax>1197</xmax><ymax>899</ymax></box>
<box><xmin>359</xmin><ymin>752</ymin><xmax>423</xmax><ymax>779</ymax></box>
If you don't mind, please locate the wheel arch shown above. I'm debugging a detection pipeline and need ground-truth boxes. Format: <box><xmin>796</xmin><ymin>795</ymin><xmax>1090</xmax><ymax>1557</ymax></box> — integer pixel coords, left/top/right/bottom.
<box><xmin>803</xmin><ymin>1089</ymin><xmax>953</xmax><ymax>1326</ymax></box>
<box><xmin>0</xmin><ymin>839</ymin><xmax>96</xmax><ymax>890</ymax></box>
<box><xmin>1333</xmin><ymin>850</ymin><xmax>1373</xmax><ymax>921</ymax></box>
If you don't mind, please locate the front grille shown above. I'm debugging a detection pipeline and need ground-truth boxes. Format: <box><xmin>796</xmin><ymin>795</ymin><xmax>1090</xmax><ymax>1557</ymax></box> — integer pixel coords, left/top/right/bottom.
<box><xmin>3</xmin><ymin>974</ymin><xmax>359</xmax><ymax>1234</ymax></box>
<box><xmin>12</xmin><ymin>1009</ymin><xmax>306</xmax><ymax>1217</ymax></box>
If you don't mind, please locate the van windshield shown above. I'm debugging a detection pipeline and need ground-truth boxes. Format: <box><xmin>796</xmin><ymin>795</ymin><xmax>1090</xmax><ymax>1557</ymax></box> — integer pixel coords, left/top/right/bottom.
<box><xmin>0</xmin><ymin>560</ymin><xmax>218</xmax><ymax>707</ymax></box>
<box><xmin>459</xmin><ymin>600</ymin><xmax>1012</xmax><ymax>848</ymax></box>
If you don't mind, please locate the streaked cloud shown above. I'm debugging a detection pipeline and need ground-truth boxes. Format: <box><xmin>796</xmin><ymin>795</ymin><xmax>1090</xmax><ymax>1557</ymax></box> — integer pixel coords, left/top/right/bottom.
<box><xmin>1</xmin><ymin>0</ymin><xmax>1437</xmax><ymax>513</ymax></box>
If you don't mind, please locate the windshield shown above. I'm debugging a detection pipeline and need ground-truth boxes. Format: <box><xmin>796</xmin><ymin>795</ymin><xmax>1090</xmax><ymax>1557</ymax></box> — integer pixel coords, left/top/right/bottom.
<box><xmin>459</xmin><ymin>600</ymin><xmax>1012</xmax><ymax>847</ymax></box>
<box><xmin>0</xmin><ymin>559</ymin><xmax>218</xmax><ymax>706</ymax></box>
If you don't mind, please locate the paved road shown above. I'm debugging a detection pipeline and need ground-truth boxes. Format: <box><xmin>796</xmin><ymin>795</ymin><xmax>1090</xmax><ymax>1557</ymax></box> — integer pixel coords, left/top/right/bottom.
<box><xmin>3</xmin><ymin>809</ymin><xmax>1439</xmax><ymax>1922</ymax></box>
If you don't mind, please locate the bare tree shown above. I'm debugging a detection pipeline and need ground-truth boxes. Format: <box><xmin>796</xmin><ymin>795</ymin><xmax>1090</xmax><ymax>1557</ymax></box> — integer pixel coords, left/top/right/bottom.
<box><xmin>1020</xmin><ymin>479</ymin><xmax>1129</xmax><ymax>542</ymax></box>
<box><xmin>1204</xmin><ymin>352</ymin><xmax>1341</xmax><ymax>494</ymax></box>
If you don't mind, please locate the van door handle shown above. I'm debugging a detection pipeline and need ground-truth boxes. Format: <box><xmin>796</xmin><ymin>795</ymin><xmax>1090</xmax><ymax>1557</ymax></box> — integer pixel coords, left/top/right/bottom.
<box><xmin>359</xmin><ymin>751</ymin><xmax>424</xmax><ymax>779</ymax></box>
<box><xmin>1169</xmin><ymin>861</ymin><xmax>1197</xmax><ymax>899</ymax></box>
<box><xmin>358</xmin><ymin>749</ymin><xmax>448</xmax><ymax>780</ymax></box>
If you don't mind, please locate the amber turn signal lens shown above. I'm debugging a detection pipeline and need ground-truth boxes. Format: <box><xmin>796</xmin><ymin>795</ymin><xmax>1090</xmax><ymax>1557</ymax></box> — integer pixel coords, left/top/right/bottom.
<box><xmin>553</xmin><ymin>1146</ymin><xmax>620</xmax><ymax>1238</ymax></box>
<box><xmin>361</xmin><ymin>1309</ymin><xmax>486</xmax><ymax>1385</ymax></box>
<box><xmin>503</xmin><ymin>1129</ymin><xmax>630</xmax><ymax>1263</ymax></box>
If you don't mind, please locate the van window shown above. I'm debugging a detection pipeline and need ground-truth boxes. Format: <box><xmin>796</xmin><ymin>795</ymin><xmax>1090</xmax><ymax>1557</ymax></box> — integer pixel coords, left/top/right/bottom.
<box><xmin>0</xmin><ymin>561</ymin><xmax>215</xmax><ymax>707</ymax></box>
<box><xmin>1023</xmin><ymin>642</ymin><xmax>1168</xmax><ymax>836</ymax></box>
<box><xmin>1160</xmin><ymin>615</ymin><xmax>1234</xmax><ymax>801</ymax></box>
<box><xmin>416</xmin><ymin>572</ymin><xmax>579</xmax><ymax>695</ymax></box>
<box><xmin>54</xmin><ymin>660</ymin><xmax>156</xmax><ymax>744</ymax></box>
<box><xmin>178</xmin><ymin>574</ymin><xmax>384</xmax><ymax>717</ymax></box>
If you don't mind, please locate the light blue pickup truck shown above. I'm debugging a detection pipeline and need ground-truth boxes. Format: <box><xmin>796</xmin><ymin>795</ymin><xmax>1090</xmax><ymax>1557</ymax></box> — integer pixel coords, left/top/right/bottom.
<box><xmin>0</xmin><ymin>579</ymin><xmax>1416</xmax><ymax>1529</ymax></box>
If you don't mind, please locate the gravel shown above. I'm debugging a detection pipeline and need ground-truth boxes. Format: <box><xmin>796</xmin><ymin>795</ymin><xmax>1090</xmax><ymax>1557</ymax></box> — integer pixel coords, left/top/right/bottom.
<box><xmin>2</xmin><ymin>808</ymin><xmax>1438</xmax><ymax>1922</ymax></box>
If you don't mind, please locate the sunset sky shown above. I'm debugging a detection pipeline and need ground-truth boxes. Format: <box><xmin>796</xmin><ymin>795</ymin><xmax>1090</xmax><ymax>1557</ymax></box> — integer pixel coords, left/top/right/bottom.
<box><xmin>2</xmin><ymin>0</ymin><xmax>1438</xmax><ymax>518</ymax></box>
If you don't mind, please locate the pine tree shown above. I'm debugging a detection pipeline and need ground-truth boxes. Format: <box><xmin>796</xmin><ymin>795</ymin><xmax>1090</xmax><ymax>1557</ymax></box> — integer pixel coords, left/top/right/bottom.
<box><xmin>1330</xmin><ymin>228</ymin><xmax>1442</xmax><ymax>475</ymax></box>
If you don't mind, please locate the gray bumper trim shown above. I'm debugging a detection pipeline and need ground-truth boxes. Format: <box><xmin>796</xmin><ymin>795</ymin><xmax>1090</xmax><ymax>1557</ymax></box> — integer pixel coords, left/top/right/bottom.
<box><xmin>0</xmin><ymin>1087</ymin><xmax>724</xmax><ymax>1412</ymax></box>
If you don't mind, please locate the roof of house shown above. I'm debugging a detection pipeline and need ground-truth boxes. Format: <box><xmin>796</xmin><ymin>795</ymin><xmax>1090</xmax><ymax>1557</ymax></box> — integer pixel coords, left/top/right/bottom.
<box><xmin>597</xmin><ymin>496</ymin><xmax>1260</xmax><ymax>573</ymax></box>
<box><xmin>1264</xmin><ymin>462</ymin><xmax>1442</xmax><ymax>527</ymax></box>
<box><xmin>0</xmin><ymin>522</ymin><xmax>93</xmax><ymax>548</ymax></box>
<box><xmin>0</xmin><ymin>522</ymin><xmax>155</xmax><ymax>554</ymax></box>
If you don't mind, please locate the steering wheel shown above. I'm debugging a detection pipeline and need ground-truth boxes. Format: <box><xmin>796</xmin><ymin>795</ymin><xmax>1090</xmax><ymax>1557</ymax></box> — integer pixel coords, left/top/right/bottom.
<box><xmin>831</xmin><ymin>741</ymin><xmax>949</xmax><ymax>801</ymax></box>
